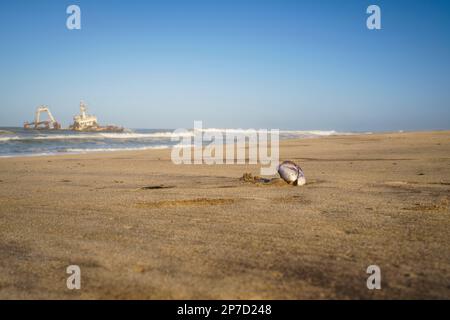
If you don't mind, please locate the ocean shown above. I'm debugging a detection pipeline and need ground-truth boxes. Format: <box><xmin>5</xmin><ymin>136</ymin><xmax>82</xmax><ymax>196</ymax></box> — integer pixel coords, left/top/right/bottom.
<box><xmin>0</xmin><ymin>127</ymin><xmax>357</xmax><ymax>158</ymax></box>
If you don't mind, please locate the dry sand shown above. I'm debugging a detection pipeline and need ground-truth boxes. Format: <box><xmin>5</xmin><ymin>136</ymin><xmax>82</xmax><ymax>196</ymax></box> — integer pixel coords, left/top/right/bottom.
<box><xmin>0</xmin><ymin>131</ymin><xmax>449</xmax><ymax>299</ymax></box>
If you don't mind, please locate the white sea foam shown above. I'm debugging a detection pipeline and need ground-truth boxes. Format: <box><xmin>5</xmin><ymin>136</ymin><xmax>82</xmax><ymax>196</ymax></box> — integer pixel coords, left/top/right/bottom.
<box><xmin>0</xmin><ymin>145</ymin><xmax>169</xmax><ymax>158</ymax></box>
<box><xmin>0</xmin><ymin>135</ymin><xmax>25</xmax><ymax>142</ymax></box>
<box><xmin>0</xmin><ymin>131</ymin><xmax>192</xmax><ymax>142</ymax></box>
<box><xmin>198</xmin><ymin>128</ymin><xmax>359</xmax><ymax>136</ymax></box>
<box><xmin>0</xmin><ymin>152</ymin><xmax>61</xmax><ymax>158</ymax></box>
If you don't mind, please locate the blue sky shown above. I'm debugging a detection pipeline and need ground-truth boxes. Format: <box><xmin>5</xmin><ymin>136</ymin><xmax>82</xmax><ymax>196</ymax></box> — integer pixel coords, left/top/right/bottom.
<box><xmin>0</xmin><ymin>0</ymin><xmax>449</xmax><ymax>130</ymax></box>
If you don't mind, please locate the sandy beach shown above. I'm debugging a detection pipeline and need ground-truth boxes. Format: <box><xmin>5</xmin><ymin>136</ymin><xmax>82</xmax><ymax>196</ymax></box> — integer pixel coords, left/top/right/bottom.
<box><xmin>0</xmin><ymin>131</ymin><xmax>449</xmax><ymax>299</ymax></box>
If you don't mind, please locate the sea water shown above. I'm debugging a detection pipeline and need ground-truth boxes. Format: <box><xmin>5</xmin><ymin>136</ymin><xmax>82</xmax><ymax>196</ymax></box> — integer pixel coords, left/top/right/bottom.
<box><xmin>0</xmin><ymin>127</ymin><xmax>359</xmax><ymax>158</ymax></box>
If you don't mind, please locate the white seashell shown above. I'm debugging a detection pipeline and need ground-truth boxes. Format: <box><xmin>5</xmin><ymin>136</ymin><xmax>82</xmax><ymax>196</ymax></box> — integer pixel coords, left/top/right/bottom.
<box><xmin>277</xmin><ymin>161</ymin><xmax>306</xmax><ymax>186</ymax></box>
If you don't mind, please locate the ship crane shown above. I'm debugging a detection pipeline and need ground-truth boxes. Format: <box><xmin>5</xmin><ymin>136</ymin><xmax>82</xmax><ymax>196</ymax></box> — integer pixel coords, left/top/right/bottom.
<box><xmin>24</xmin><ymin>106</ymin><xmax>61</xmax><ymax>130</ymax></box>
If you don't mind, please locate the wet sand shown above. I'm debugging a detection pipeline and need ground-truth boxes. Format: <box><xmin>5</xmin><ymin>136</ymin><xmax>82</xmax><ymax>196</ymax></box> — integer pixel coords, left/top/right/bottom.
<box><xmin>0</xmin><ymin>131</ymin><xmax>449</xmax><ymax>299</ymax></box>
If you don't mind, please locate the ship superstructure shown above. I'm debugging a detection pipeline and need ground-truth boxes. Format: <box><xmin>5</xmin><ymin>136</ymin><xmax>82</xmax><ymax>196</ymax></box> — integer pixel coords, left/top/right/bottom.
<box><xmin>70</xmin><ymin>101</ymin><xmax>99</xmax><ymax>131</ymax></box>
<box><xmin>69</xmin><ymin>101</ymin><xmax>123</xmax><ymax>132</ymax></box>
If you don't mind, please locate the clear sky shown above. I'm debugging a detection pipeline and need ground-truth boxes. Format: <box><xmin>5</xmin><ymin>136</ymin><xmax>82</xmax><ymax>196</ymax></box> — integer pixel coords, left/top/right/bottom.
<box><xmin>0</xmin><ymin>0</ymin><xmax>449</xmax><ymax>131</ymax></box>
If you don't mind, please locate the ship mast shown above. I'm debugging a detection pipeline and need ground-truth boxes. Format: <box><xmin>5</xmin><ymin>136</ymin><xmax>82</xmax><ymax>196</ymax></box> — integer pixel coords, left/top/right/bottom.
<box><xmin>80</xmin><ymin>101</ymin><xmax>87</xmax><ymax>119</ymax></box>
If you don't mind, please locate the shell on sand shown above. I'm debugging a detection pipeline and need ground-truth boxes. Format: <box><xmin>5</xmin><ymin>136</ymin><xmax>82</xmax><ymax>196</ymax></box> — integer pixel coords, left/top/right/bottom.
<box><xmin>277</xmin><ymin>161</ymin><xmax>306</xmax><ymax>186</ymax></box>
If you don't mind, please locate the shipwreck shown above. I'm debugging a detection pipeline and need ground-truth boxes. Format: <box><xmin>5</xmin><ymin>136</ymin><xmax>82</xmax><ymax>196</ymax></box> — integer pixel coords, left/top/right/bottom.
<box><xmin>69</xmin><ymin>101</ymin><xmax>124</xmax><ymax>132</ymax></box>
<box><xmin>24</xmin><ymin>106</ymin><xmax>61</xmax><ymax>130</ymax></box>
<box><xmin>24</xmin><ymin>101</ymin><xmax>124</xmax><ymax>132</ymax></box>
